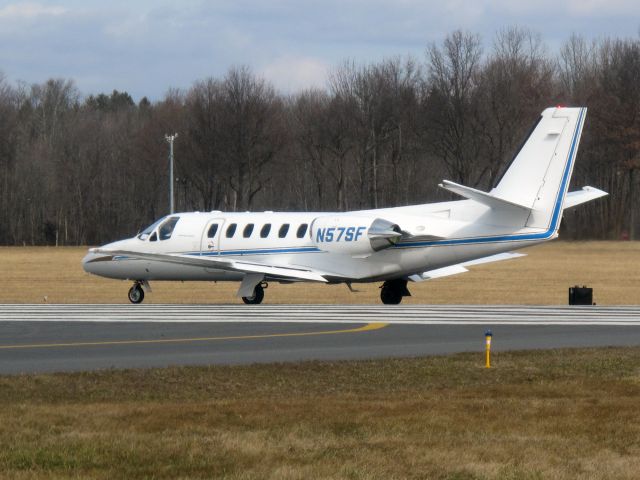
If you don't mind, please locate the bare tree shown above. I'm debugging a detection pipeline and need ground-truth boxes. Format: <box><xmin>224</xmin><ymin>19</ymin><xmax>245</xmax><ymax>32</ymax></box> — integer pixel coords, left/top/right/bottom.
<box><xmin>475</xmin><ymin>27</ymin><xmax>556</xmax><ymax>189</ymax></box>
<box><xmin>329</xmin><ymin>57</ymin><xmax>421</xmax><ymax>208</ymax></box>
<box><xmin>0</xmin><ymin>73</ymin><xmax>18</xmax><ymax>243</ymax></box>
<box><xmin>558</xmin><ymin>34</ymin><xmax>598</xmax><ymax>102</ymax></box>
<box><xmin>218</xmin><ymin>66</ymin><xmax>285</xmax><ymax>211</ymax></box>
<box><xmin>424</xmin><ymin>30</ymin><xmax>483</xmax><ymax>186</ymax></box>
<box><xmin>2</xmin><ymin>29</ymin><xmax>639</xmax><ymax>245</ymax></box>
<box><xmin>183</xmin><ymin>79</ymin><xmax>227</xmax><ymax>211</ymax></box>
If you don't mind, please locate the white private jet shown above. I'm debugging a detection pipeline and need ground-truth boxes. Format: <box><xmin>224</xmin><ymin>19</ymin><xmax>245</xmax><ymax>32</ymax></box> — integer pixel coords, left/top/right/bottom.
<box><xmin>83</xmin><ymin>107</ymin><xmax>607</xmax><ymax>304</ymax></box>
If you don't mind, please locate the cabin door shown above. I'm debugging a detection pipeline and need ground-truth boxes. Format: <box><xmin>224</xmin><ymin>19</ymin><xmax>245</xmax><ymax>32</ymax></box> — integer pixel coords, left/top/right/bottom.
<box><xmin>200</xmin><ymin>218</ymin><xmax>225</xmax><ymax>254</ymax></box>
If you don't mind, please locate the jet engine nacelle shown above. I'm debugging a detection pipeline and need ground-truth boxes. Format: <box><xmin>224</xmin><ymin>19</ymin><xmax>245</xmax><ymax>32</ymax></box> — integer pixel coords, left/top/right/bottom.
<box><xmin>310</xmin><ymin>216</ymin><xmax>402</xmax><ymax>255</ymax></box>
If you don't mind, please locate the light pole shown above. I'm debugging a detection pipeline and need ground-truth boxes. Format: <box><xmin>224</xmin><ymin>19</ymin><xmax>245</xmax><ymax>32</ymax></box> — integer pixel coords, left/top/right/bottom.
<box><xmin>165</xmin><ymin>133</ymin><xmax>178</xmax><ymax>214</ymax></box>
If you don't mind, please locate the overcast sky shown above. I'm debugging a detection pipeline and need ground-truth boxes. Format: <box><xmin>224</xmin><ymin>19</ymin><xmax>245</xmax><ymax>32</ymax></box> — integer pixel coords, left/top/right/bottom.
<box><xmin>0</xmin><ymin>0</ymin><xmax>638</xmax><ymax>101</ymax></box>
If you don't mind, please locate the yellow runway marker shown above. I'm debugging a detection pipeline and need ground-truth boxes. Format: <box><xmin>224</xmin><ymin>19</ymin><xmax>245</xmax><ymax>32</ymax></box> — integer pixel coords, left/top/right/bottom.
<box><xmin>0</xmin><ymin>322</ymin><xmax>388</xmax><ymax>350</ymax></box>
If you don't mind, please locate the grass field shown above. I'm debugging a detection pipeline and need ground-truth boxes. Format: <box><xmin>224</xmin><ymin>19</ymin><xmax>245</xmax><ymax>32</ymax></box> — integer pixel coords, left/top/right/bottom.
<box><xmin>1</xmin><ymin>348</ymin><xmax>640</xmax><ymax>479</ymax></box>
<box><xmin>2</xmin><ymin>241</ymin><xmax>640</xmax><ymax>304</ymax></box>
<box><xmin>2</xmin><ymin>242</ymin><xmax>640</xmax><ymax>479</ymax></box>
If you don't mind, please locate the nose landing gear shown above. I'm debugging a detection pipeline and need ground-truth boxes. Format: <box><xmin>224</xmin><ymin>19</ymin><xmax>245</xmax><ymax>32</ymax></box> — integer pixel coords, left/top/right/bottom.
<box><xmin>128</xmin><ymin>281</ymin><xmax>150</xmax><ymax>304</ymax></box>
<box><xmin>128</xmin><ymin>283</ymin><xmax>144</xmax><ymax>304</ymax></box>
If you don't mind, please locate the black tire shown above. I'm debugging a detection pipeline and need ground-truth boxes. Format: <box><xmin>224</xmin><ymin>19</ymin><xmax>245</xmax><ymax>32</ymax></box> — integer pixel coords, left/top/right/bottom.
<box><xmin>128</xmin><ymin>284</ymin><xmax>145</xmax><ymax>304</ymax></box>
<box><xmin>380</xmin><ymin>286</ymin><xmax>403</xmax><ymax>305</ymax></box>
<box><xmin>242</xmin><ymin>284</ymin><xmax>265</xmax><ymax>305</ymax></box>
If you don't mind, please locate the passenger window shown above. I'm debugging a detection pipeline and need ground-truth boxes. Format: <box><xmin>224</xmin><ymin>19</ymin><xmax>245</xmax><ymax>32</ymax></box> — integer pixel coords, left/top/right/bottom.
<box><xmin>260</xmin><ymin>224</ymin><xmax>271</xmax><ymax>238</ymax></box>
<box><xmin>159</xmin><ymin>217</ymin><xmax>180</xmax><ymax>241</ymax></box>
<box><xmin>296</xmin><ymin>223</ymin><xmax>308</xmax><ymax>238</ymax></box>
<box><xmin>149</xmin><ymin>232</ymin><xmax>157</xmax><ymax>242</ymax></box>
<box><xmin>278</xmin><ymin>224</ymin><xmax>290</xmax><ymax>238</ymax></box>
<box><xmin>207</xmin><ymin>224</ymin><xmax>219</xmax><ymax>238</ymax></box>
<box><xmin>243</xmin><ymin>223</ymin><xmax>254</xmax><ymax>238</ymax></box>
<box><xmin>226</xmin><ymin>223</ymin><xmax>237</xmax><ymax>238</ymax></box>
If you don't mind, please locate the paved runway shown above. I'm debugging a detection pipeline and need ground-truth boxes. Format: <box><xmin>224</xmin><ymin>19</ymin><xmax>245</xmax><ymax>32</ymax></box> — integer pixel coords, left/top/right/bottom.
<box><xmin>1</xmin><ymin>304</ymin><xmax>640</xmax><ymax>374</ymax></box>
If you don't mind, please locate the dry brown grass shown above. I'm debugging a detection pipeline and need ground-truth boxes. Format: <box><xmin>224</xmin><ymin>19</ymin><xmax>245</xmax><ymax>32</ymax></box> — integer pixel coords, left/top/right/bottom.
<box><xmin>1</xmin><ymin>241</ymin><xmax>640</xmax><ymax>304</ymax></box>
<box><xmin>1</xmin><ymin>348</ymin><xmax>640</xmax><ymax>479</ymax></box>
<box><xmin>2</xmin><ymin>243</ymin><xmax>640</xmax><ymax>478</ymax></box>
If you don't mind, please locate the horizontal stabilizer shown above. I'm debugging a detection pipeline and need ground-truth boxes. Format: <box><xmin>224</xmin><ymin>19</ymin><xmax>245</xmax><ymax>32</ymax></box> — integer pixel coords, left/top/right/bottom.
<box><xmin>408</xmin><ymin>252</ymin><xmax>526</xmax><ymax>282</ymax></box>
<box><xmin>563</xmin><ymin>186</ymin><xmax>608</xmax><ymax>209</ymax></box>
<box><xmin>439</xmin><ymin>180</ymin><xmax>532</xmax><ymax>213</ymax></box>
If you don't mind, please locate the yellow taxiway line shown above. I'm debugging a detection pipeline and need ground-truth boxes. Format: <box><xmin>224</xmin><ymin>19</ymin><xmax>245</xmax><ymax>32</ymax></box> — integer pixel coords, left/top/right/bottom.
<box><xmin>0</xmin><ymin>322</ymin><xmax>388</xmax><ymax>350</ymax></box>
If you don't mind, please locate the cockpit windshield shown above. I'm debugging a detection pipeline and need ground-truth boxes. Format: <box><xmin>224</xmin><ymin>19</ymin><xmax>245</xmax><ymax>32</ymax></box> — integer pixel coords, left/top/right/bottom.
<box><xmin>159</xmin><ymin>217</ymin><xmax>179</xmax><ymax>240</ymax></box>
<box><xmin>138</xmin><ymin>217</ymin><xmax>166</xmax><ymax>240</ymax></box>
<box><xmin>137</xmin><ymin>216</ymin><xmax>180</xmax><ymax>241</ymax></box>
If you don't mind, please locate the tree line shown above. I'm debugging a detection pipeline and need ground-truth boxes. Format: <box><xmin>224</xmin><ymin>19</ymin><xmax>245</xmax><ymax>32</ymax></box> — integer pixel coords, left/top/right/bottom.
<box><xmin>0</xmin><ymin>28</ymin><xmax>638</xmax><ymax>246</ymax></box>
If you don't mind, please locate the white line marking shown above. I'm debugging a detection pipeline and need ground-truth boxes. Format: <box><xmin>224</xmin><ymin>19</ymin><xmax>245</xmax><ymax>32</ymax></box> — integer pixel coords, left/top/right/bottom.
<box><xmin>0</xmin><ymin>305</ymin><xmax>639</xmax><ymax>326</ymax></box>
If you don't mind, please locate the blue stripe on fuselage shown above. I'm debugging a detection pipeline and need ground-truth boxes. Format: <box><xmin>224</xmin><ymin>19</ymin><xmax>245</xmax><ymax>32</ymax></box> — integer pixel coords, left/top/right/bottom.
<box><xmin>188</xmin><ymin>246</ymin><xmax>322</xmax><ymax>257</ymax></box>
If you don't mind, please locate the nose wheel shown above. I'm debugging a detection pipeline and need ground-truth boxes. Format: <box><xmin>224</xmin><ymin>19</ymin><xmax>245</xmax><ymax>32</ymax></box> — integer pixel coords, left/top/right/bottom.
<box><xmin>128</xmin><ymin>283</ymin><xmax>145</xmax><ymax>304</ymax></box>
<box><xmin>242</xmin><ymin>283</ymin><xmax>265</xmax><ymax>304</ymax></box>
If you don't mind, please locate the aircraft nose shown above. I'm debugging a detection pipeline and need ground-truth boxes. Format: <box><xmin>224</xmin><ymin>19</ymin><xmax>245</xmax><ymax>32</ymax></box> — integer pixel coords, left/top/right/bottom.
<box><xmin>82</xmin><ymin>249</ymin><xmax>107</xmax><ymax>275</ymax></box>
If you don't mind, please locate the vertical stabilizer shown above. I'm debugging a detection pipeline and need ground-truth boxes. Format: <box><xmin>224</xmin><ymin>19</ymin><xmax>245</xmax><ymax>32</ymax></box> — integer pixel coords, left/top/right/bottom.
<box><xmin>491</xmin><ymin>107</ymin><xmax>586</xmax><ymax>231</ymax></box>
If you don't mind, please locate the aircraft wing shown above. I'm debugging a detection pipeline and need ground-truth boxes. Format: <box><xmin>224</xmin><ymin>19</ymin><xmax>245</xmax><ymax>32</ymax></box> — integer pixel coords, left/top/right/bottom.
<box><xmin>408</xmin><ymin>252</ymin><xmax>526</xmax><ymax>282</ymax></box>
<box><xmin>92</xmin><ymin>249</ymin><xmax>331</xmax><ymax>282</ymax></box>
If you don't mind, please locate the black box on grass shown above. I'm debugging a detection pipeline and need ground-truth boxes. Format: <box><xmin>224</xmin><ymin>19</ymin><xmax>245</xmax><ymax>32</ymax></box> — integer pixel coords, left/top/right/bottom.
<box><xmin>569</xmin><ymin>286</ymin><xmax>593</xmax><ymax>305</ymax></box>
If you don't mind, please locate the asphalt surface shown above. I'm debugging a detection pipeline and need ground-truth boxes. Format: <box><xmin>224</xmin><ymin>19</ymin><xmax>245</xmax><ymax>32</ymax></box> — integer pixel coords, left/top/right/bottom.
<box><xmin>1</xmin><ymin>304</ymin><xmax>640</xmax><ymax>374</ymax></box>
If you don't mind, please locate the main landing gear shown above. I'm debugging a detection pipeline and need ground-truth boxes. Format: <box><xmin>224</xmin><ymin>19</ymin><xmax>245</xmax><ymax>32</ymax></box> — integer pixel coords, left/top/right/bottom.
<box><xmin>242</xmin><ymin>282</ymin><xmax>267</xmax><ymax>305</ymax></box>
<box><xmin>128</xmin><ymin>282</ymin><xmax>145</xmax><ymax>304</ymax></box>
<box><xmin>380</xmin><ymin>279</ymin><xmax>411</xmax><ymax>305</ymax></box>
